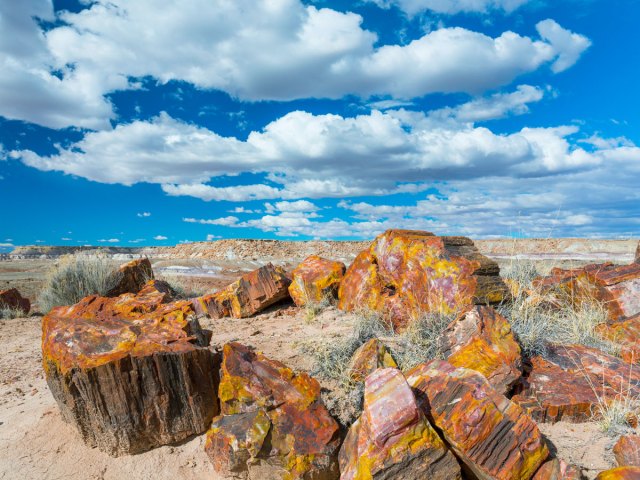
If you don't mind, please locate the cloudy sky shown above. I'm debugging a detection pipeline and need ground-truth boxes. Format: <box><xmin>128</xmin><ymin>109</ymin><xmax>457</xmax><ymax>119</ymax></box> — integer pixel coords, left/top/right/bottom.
<box><xmin>0</xmin><ymin>0</ymin><xmax>638</xmax><ymax>248</ymax></box>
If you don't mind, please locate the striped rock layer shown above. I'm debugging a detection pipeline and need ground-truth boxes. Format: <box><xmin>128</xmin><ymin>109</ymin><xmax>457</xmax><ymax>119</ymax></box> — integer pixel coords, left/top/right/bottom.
<box><xmin>288</xmin><ymin>255</ymin><xmax>345</xmax><ymax>306</ymax></box>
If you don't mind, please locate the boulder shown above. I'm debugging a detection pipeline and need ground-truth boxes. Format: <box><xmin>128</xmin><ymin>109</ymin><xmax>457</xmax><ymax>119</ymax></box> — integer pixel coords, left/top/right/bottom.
<box><xmin>339</xmin><ymin>367</ymin><xmax>461</xmax><ymax>480</ymax></box>
<box><xmin>441</xmin><ymin>306</ymin><xmax>522</xmax><ymax>394</ymax></box>
<box><xmin>614</xmin><ymin>435</ymin><xmax>640</xmax><ymax>467</ymax></box>
<box><xmin>0</xmin><ymin>288</ymin><xmax>30</xmax><ymax>314</ymax></box>
<box><xmin>535</xmin><ymin>263</ymin><xmax>640</xmax><ymax>322</ymax></box>
<box><xmin>636</xmin><ymin>242</ymin><xmax>640</xmax><ymax>263</ymax></box>
<box><xmin>512</xmin><ymin>344</ymin><xmax>640</xmax><ymax>423</ymax></box>
<box><xmin>192</xmin><ymin>263</ymin><xmax>291</xmax><ymax>319</ymax></box>
<box><xmin>107</xmin><ymin>258</ymin><xmax>154</xmax><ymax>296</ymax></box>
<box><xmin>596</xmin><ymin>467</ymin><xmax>640</xmax><ymax>479</ymax></box>
<box><xmin>205</xmin><ymin>343</ymin><xmax>340</xmax><ymax>479</ymax></box>
<box><xmin>406</xmin><ymin>360</ymin><xmax>549</xmax><ymax>480</ymax></box>
<box><xmin>288</xmin><ymin>255</ymin><xmax>345</xmax><ymax>306</ymax></box>
<box><xmin>338</xmin><ymin>230</ymin><xmax>510</xmax><ymax>331</ymax></box>
<box><xmin>533</xmin><ymin>459</ymin><xmax>584</xmax><ymax>479</ymax></box>
<box><xmin>42</xmin><ymin>280</ymin><xmax>219</xmax><ymax>456</ymax></box>
<box><xmin>348</xmin><ymin>338</ymin><xmax>397</xmax><ymax>383</ymax></box>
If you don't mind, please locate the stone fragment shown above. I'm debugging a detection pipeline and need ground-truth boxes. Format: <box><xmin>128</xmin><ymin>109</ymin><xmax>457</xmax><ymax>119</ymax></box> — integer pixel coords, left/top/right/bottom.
<box><xmin>635</xmin><ymin>242</ymin><xmax>640</xmax><ymax>263</ymax></box>
<box><xmin>512</xmin><ymin>344</ymin><xmax>640</xmax><ymax>423</ymax></box>
<box><xmin>596</xmin><ymin>466</ymin><xmax>640</xmax><ymax>479</ymax></box>
<box><xmin>205</xmin><ymin>343</ymin><xmax>340</xmax><ymax>479</ymax></box>
<box><xmin>339</xmin><ymin>367</ymin><xmax>461</xmax><ymax>480</ymax></box>
<box><xmin>597</xmin><ymin>314</ymin><xmax>640</xmax><ymax>363</ymax></box>
<box><xmin>107</xmin><ymin>258</ymin><xmax>154</xmax><ymax>296</ymax></box>
<box><xmin>614</xmin><ymin>435</ymin><xmax>640</xmax><ymax>467</ymax></box>
<box><xmin>0</xmin><ymin>288</ymin><xmax>30</xmax><ymax>314</ymax></box>
<box><xmin>338</xmin><ymin>230</ymin><xmax>510</xmax><ymax>330</ymax></box>
<box><xmin>42</xmin><ymin>281</ymin><xmax>218</xmax><ymax>456</ymax></box>
<box><xmin>441</xmin><ymin>305</ymin><xmax>522</xmax><ymax>394</ymax></box>
<box><xmin>533</xmin><ymin>459</ymin><xmax>584</xmax><ymax>479</ymax></box>
<box><xmin>288</xmin><ymin>255</ymin><xmax>345</xmax><ymax>306</ymax></box>
<box><xmin>347</xmin><ymin>338</ymin><xmax>397</xmax><ymax>383</ymax></box>
<box><xmin>406</xmin><ymin>360</ymin><xmax>549</xmax><ymax>480</ymax></box>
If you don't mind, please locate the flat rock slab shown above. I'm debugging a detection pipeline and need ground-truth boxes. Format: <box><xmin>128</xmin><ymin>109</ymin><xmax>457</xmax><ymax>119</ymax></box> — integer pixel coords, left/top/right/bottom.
<box><xmin>288</xmin><ymin>255</ymin><xmax>345</xmax><ymax>306</ymax></box>
<box><xmin>513</xmin><ymin>344</ymin><xmax>640</xmax><ymax>423</ymax></box>
<box><xmin>0</xmin><ymin>287</ymin><xmax>30</xmax><ymax>314</ymax></box>
<box><xmin>614</xmin><ymin>436</ymin><xmax>640</xmax><ymax>467</ymax></box>
<box><xmin>205</xmin><ymin>342</ymin><xmax>340</xmax><ymax>479</ymax></box>
<box><xmin>407</xmin><ymin>360</ymin><xmax>548</xmax><ymax>480</ymax></box>
<box><xmin>42</xmin><ymin>280</ymin><xmax>219</xmax><ymax>456</ymax></box>
<box><xmin>338</xmin><ymin>229</ymin><xmax>509</xmax><ymax>330</ymax></box>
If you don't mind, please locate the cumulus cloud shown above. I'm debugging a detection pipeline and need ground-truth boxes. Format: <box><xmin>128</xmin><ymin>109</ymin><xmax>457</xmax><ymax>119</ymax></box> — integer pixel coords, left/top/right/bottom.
<box><xmin>153</xmin><ymin>235</ymin><xmax>168</xmax><ymax>240</ymax></box>
<box><xmin>183</xmin><ymin>216</ymin><xmax>240</xmax><ymax>226</ymax></box>
<box><xmin>137</xmin><ymin>212</ymin><xmax>151</xmax><ymax>217</ymax></box>
<box><xmin>98</xmin><ymin>238</ymin><xmax>120</xmax><ymax>243</ymax></box>
<box><xmin>369</xmin><ymin>0</ymin><xmax>530</xmax><ymax>16</ymax></box>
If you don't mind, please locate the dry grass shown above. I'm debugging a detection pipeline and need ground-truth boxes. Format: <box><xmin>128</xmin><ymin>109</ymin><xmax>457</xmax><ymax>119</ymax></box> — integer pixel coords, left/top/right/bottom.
<box><xmin>0</xmin><ymin>306</ymin><xmax>27</xmax><ymax>319</ymax></box>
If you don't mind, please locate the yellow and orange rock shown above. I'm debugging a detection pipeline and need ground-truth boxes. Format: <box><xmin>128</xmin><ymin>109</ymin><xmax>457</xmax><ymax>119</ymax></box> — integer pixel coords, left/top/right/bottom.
<box><xmin>347</xmin><ymin>338</ymin><xmax>397</xmax><ymax>383</ymax></box>
<box><xmin>107</xmin><ymin>257</ymin><xmax>154</xmax><ymax>296</ymax></box>
<box><xmin>614</xmin><ymin>436</ymin><xmax>640</xmax><ymax>468</ymax></box>
<box><xmin>596</xmin><ymin>466</ymin><xmax>640</xmax><ymax>479</ymax></box>
<box><xmin>533</xmin><ymin>459</ymin><xmax>583</xmax><ymax>480</ymax></box>
<box><xmin>288</xmin><ymin>255</ymin><xmax>345</xmax><ymax>306</ymax></box>
<box><xmin>42</xmin><ymin>280</ymin><xmax>219</xmax><ymax>456</ymax></box>
<box><xmin>338</xmin><ymin>230</ymin><xmax>509</xmax><ymax>330</ymax></box>
<box><xmin>339</xmin><ymin>367</ymin><xmax>461</xmax><ymax>480</ymax></box>
<box><xmin>0</xmin><ymin>287</ymin><xmax>30</xmax><ymax>314</ymax></box>
<box><xmin>597</xmin><ymin>314</ymin><xmax>640</xmax><ymax>363</ymax></box>
<box><xmin>441</xmin><ymin>305</ymin><xmax>522</xmax><ymax>394</ymax></box>
<box><xmin>205</xmin><ymin>343</ymin><xmax>340</xmax><ymax>479</ymax></box>
<box><xmin>406</xmin><ymin>360</ymin><xmax>549</xmax><ymax>480</ymax></box>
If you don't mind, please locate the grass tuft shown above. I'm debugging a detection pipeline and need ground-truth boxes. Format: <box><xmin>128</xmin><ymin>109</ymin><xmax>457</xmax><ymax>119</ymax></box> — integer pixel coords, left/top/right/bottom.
<box><xmin>0</xmin><ymin>306</ymin><xmax>27</xmax><ymax>319</ymax></box>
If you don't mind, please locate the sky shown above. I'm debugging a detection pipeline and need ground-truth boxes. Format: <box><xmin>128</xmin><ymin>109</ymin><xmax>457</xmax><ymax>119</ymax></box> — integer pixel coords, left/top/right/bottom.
<box><xmin>0</xmin><ymin>0</ymin><xmax>639</xmax><ymax>250</ymax></box>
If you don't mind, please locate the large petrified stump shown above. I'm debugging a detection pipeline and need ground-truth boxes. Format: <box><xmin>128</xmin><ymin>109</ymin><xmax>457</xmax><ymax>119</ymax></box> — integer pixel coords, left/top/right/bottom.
<box><xmin>192</xmin><ymin>263</ymin><xmax>291</xmax><ymax>319</ymax></box>
<box><xmin>338</xmin><ymin>230</ymin><xmax>510</xmax><ymax>330</ymax></box>
<box><xmin>107</xmin><ymin>257</ymin><xmax>154</xmax><ymax>296</ymax></box>
<box><xmin>288</xmin><ymin>255</ymin><xmax>345</xmax><ymax>306</ymax></box>
<box><xmin>513</xmin><ymin>344</ymin><xmax>640</xmax><ymax>423</ymax></box>
<box><xmin>0</xmin><ymin>287</ymin><xmax>30</xmax><ymax>314</ymax></box>
<box><xmin>441</xmin><ymin>305</ymin><xmax>522</xmax><ymax>395</ymax></box>
<box><xmin>205</xmin><ymin>343</ymin><xmax>340</xmax><ymax>479</ymax></box>
<box><xmin>406</xmin><ymin>360</ymin><xmax>549</xmax><ymax>480</ymax></box>
<box><xmin>42</xmin><ymin>280</ymin><xmax>219</xmax><ymax>456</ymax></box>
<box><xmin>339</xmin><ymin>367</ymin><xmax>461</xmax><ymax>480</ymax></box>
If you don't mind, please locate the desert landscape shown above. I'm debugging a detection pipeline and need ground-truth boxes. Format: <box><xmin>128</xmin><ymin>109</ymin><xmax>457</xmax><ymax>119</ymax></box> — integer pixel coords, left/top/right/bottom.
<box><xmin>1</xmin><ymin>233</ymin><xmax>640</xmax><ymax>479</ymax></box>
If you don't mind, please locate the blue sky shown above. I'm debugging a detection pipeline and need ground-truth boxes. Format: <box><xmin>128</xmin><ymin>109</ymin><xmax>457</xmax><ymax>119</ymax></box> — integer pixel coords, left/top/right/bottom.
<box><xmin>0</xmin><ymin>0</ymin><xmax>639</xmax><ymax>249</ymax></box>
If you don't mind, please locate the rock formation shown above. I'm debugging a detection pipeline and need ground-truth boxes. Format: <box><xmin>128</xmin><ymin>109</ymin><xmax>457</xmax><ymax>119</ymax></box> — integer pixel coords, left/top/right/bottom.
<box><xmin>441</xmin><ymin>305</ymin><xmax>522</xmax><ymax>394</ymax></box>
<box><xmin>0</xmin><ymin>288</ymin><xmax>30</xmax><ymax>314</ymax></box>
<box><xmin>406</xmin><ymin>360</ymin><xmax>549</xmax><ymax>480</ymax></box>
<box><xmin>533</xmin><ymin>459</ymin><xmax>584</xmax><ymax>479</ymax></box>
<box><xmin>636</xmin><ymin>242</ymin><xmax>640</xmax><ymax>263</ymax></box>
<box><xmin>288</xmin><ymin>255</ymin><xmax>345</xmax><ymax>306</ymax></box>
<box><xmin>347</xmin><ymin>338</ymin><xmax>397</xmax><ymax>383</ymax></box>
<box><xmin>107</xmin><ymin>257</ymin><xmax>154</xmax><ymax>296</ymax></box>
<box><xmin>42</xmin><ymin>280</ymin><xmax>219</xmax><ymax>456</ymax></box>
<box><xmin>205</xmin><ymin>343</ymin><xmax>340</xmax><ymax>479</ymax></box>
<box><xmin>338</xmin><ymin>230</ymin><xmax>510</xmax><ymax>330</ymax></box>
<box><xmin>339</xmin><ymin>367</ymin><xmax>461</xmax><ymax>480</ymax></box>
<box><xmin>596</xmin><ymin>467</ymin><xmax>640</xmax><ymax>479</ymax></box>
<box><xmin>614</xmin><ymin>436</ymin><xmax>640</xmax><ymax>467</ymax></box>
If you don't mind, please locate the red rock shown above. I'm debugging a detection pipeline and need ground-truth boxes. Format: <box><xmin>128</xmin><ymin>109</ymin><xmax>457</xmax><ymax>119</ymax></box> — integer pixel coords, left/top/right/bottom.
<box><xmin>596</xmin><ymin>466</ymin><xmax>640</xmax><ymax>479</ymax></box>
<box><xmin>205</xmin><ymin>343</ymin><xmax>340</xmax><ymax>479</ymax></box>
<box><xmin>533</xmin><ymin>459</ymin><xmax>584</xmax><ymax>479</ymax></box>
<box><xmin>347</xmin><ymin>338</ymin><xmax>397</xmax><ymax>383</ymax></box>
<box><xmin>406</xmin><ymin>360</ymin><xmax>549</xmax><ymax>480</ymax></box>
<box><xmin>288</xmin><ymin>255</ymin><xmax>345</xmax><ymax>306</ymax></box>
<box><xmin>192</xmin><ymin>263</ymin><xmax>291</xmax><ymax>318</ymax></box>
<box><xmin>597</xmin><ymin>314</ymin><xmax>640</xmax><ymax>363</ymax></box>
<box><xmin>107</xmin><ymin>258</ymin><xmax>154</xmax><ymax>296</ymax></box>
<box><xmin>0</xmin><ymin>288</ymin><xmax>30</xmax><ymax>314</ymax></box>
<box><xmin>635</xmin><ymin>242</ymin><xmax>640</xmax><ymax>263</ymax></box>
<box><xmin>441</xmin><ymin>306</ymin><xmax>522</xmax><ymax>394</ymax></box>
<box><xmin>42</xmin><ymin>280</ymin><xmax>219</xmax><ymax>456</ymax></box>
<box><xmin>338</xmin><ymin>230</ymin><xmax>509</xmax><ymax>331</ymax></box>
<box><xmin>512</xmin><ymin>344</ymin><xmax>640</xmax><ymax>423</ymax></box>
<box><xmin>339</xmin><ymin>367</ymin><xmax>461</xmax><ymax>480</ymax></box>
<box><xmin>614</xmin><ymin>435</ymin><xmax>640</xmax><ymax>467</ymax></box>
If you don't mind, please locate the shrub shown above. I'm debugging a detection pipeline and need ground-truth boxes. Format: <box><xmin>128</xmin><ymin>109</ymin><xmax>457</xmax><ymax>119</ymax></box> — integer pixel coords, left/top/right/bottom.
<box><xmin>0</xmin><ymin>306</ymin><xmax>27</xmax><ymax>319</ymax></box>
<box><xmin>39</xmin><ymin>255</ymin><xmax>122</xmax><ymax>313</ymax></box>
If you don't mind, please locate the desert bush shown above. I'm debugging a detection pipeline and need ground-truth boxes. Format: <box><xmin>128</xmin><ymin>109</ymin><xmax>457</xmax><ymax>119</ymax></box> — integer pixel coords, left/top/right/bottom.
<box><xmin>39</xmin><ymin>255</ymin><xmax>122</xmax><ymax>313</ymax></box>
<box><xmin>302</xmin><ymin>294</ymin><xmax>333</xmax><ymax>324</ymax></box>
<box><xmin>0</xmin><ymin>306</ymin><xmax>27</xmax><ymax>319</ymax></box>
<box><xmin>389</xmin><ymin>312</ymin><xmax>453</xmax><ymax>370</ymax></box>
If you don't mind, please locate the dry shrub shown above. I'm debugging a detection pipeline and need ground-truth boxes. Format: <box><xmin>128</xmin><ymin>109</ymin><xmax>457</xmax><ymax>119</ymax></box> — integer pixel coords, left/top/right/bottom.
<box><xmin>0</xmin><ymin>306</ymin><xmax>27</xmax><ymax>319</ymax></box>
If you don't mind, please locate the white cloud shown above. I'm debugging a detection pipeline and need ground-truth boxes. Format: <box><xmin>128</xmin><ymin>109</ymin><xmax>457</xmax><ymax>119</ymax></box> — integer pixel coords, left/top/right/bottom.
<box><xmin>129</xmin><ymin>238</ymin><xmax>146</xmax><ymax>243</ymax></box>
<box><xmin>229</xmin><ymin>206</ymin><xmax>259</xmax><ymax>214</ymax></box>
<box><xmin>369</xmin><ymin>0</ymin><xmax>530</xmax><ymax>16</ymax></box>
<box><xmin>264</xmin><ymin>200</ymin><xmax>320</xmax><ymax>213</ymax></box>
<box><xmin>137</xmin><ymin>212</ymin><xmax>151</xmax><ymax>217</ymax></box>
<box><xmin>153</xmin><ymin>235</ymin><xmax>168</xmax><ymax>240</ymax></box>
<box><xmin>206</xmin><ymin>234</ymin><xmax>222</xmax><ymax>241</ymax></box>
<box><xmin>0</xmin><ymin>243</ymin><xmax>14</xmax><ymax>247</ymax></box>
<box><xmin>183</xmin><ymin>216</ymin><xmax>240</xmax><ymax>226</ymax></box>
<box><xmin>536</xmin><ymin>19</ymin><xmax>593</xmax><ymax>73</ymax></box>
<box><xmin>61</xmin><ymin>237</ymin><xmax>72</xmax><ymax>241</ymax></box>
<box><xmin>98</xmin><ymin>238</ymin><xmax>120</xmax><ymax>243</ymax></box>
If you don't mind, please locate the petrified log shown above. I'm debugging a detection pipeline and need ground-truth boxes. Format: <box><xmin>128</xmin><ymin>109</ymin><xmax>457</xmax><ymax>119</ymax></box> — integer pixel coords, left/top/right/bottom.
<box><xmin>205</xmin><ymin>343</ymin><xmax>340</xmax><ymax>479</ymax></box>
<box><xmin>339</xmin><ymin>367</ymin><xmax>461</xmax><ymax>480</ymax></box>
<box><xmin>347</xmin><ymin>338</ymin><xmax>397</xmax><ymax>383</ymax></box>
<box><xmin>406</xmin><ymin>360</ymin><xmax>548</xmax><ymax>480</ymax></box>
<box><xmin>512</xmin><ymin>344</ymin><xmax>640</xmax><ymax>423</ymax></box>
<box><xmin>0</xmin><ymin>287</ymin><xmax>30</xmax><ymax>314</ymax></box>
<box><xmin>288</xmin><ymin>255</ymin><xmax>345</xmax><ymax>306</ymax></box>
<box><xmin>614</xmin><ymin>436</ymin><xmax>640</xmax><ymax>467</ymax></box>
<box><xmin>338</xmin><ymin>230</ymin><xmax>510</xmax><ymax>330</ymax></box>
<box><xmin>533</xmin><ymin>459</ymin><xmax>584</xmax><ymax>479</ymax></box>
<box><xmin>441</xmin><ymin>305</ymin><xmax>522</xmax><ymax>394</ymax></box>
<box><xmin>42</xmin><ymin>280</ymin><xmax>219</xmax><ymax>456</ymax></box>
<box><xmin>107</xmin><ymin>258</ymin><xmax>154</xmax><ymax>296</ymax></box>
<box><xmin>596</xmin><ymin>466</ymin><xmax>640</xmax><ymax>479</ymax></box>
<box><xmin>192</xmin><ymin>263</ymin><xmax>291</xmax><ymax>318</ymax></box>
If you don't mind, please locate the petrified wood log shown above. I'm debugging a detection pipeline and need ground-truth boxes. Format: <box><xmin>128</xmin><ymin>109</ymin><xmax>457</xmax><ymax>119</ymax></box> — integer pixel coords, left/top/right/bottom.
<box><xmin>42</xmin><ymin>280</ymin><xmax>219</xmax><ymax>456</ymax></box>
<box><xmin>596</xmin><ymin>466</ymin><xmax>640</xmax><ymax>479</ymax></box>
<box><xmin>441</xmin><ymin>305</ymin><xmax>522</xmax><ymax>395</ymax></box>
<box><xmin>288</xmin><ymin>255</ymin><xmax>345</xmax><ymax>306</ymax></box>
<box><xmin>347</xmin><ymin>338</ymin><xmax>397</xmax><ymax>383</ymax></box>
<box><xmin>533</xmin><ymin>459</ymin><xmax>584</xmax><ymax>479</ymax></box>
<box><xmin>406</xmin><ymin>360</ymin><xmax>548</xmax><ymax>480</ymax></box>
<box><xmin>338</xmin><ymin>230</ymin><xmax>510</xmax><ymax>330</ymax></box>
<box><xmin>339</xmin><ymin>367</ymin><xmax>461</xmax><ymax>480</ymax></box>
<box><xmin>614</xmin><ymin>436</ymin><xmax>640</xmax><ymax>467</ymax></box>
<box><xmin>205</xmin><ymin>342</ymin><xmax>340</xmax><ymax>479</ymax></box>
<box><xmin>0</xmin><ymin>287</ymin><xmax>30</xmax><ymax>314</ymax></box>
<box><xmin>107</xmin><ymin>258</ymin><xmax>154</xmax><ymax>296</ymax></box>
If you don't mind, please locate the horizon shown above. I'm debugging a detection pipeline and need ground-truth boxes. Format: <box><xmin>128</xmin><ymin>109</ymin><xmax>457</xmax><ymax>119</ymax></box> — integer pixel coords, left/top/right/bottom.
<box><xmin>1</xmin><ymin>0</ymin><xmax>639</xmax><ymax>250</ymax></box>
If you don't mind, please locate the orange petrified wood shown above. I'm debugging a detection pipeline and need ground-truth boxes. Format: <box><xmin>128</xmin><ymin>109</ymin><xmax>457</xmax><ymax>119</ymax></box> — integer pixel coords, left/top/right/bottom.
<box><xmin>338</xmin><ymin>230</ymin><xmax>509</xmax><ymax>330</ymax></box>
<box><xmin>596</xmin><ymin>466</ymin><xmax>640</xmax><ymax>479</ymax></box>
<box><xmin>288</xmin><ymin>255</ymin><xmax>345</xmax><ymax>306</ymax></box>
<box><xmin>42</xmin><ymin>280</ymin><xmax>219</xmax><ymax>456</ymax></box>
<box><xmin>106</xmin><ymin>257</ymin><xmax>154</xmax><ymax>296</ymax></box>
<box><xmin>614</xmin><ymin>436</ymin><xmax>640</xmax><ymax>468</ymax></box>
<box><xmin>533</xmin><ymin>458</ymin><xmax>584</xmax><ymax>479</ymax></box>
